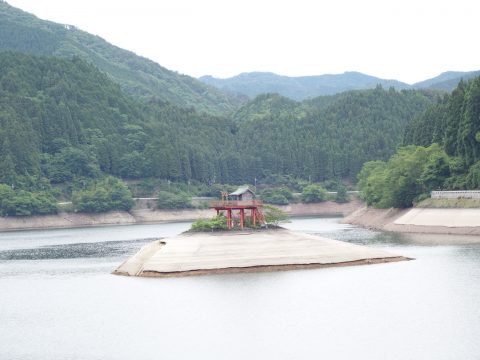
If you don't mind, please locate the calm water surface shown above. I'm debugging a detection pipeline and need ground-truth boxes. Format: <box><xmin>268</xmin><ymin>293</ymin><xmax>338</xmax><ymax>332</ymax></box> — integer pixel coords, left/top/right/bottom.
<box><xmin>1</xmin><ymin>218</ymin><xmax>480</xmax><ymax>360</ymax></box>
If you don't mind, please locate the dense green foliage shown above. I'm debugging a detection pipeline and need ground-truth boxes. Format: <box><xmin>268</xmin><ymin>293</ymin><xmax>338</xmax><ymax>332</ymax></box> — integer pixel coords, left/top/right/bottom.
<box><xmin>301</xmin><ymin>184</ymin><xmax>328</xmax><ymax>203</ymax></box>
<box><xmin>156</xmin><ymin>191</ymin><xmax>193</xmax><ymax>209</ymax></box>
<box><xmin>191</xmin><ymin>214</ymin><xmax>228</xmax><ymax>231</ymax></box>
<box><xmin>405</xmin><ymin>77</ymin><xmax>480</xmax><ymax>167</ymax></box>
<box><xmin>358</xmin><ymin>144</ymin><xmax>454</xmax><ymax>208</ymax></box>
<box><xmin>0</xmin><ymin>49</ymin><xmax>439</xmax><ymax>216</ymax></box>
<box><xmin>358</xmin><ymin>74</ymin><xmax>480</xmax><ymax>207</ymax></box>
<box><xmin>237</xmin><ymin>89</ymin><xmax>437</xmax><ymax>181</ymax></box>
<box><xmin>386</xmin><ymin>76</ymin><xmax>480</xmax><ymax>202</ymax></box>
<box><xmin>263</xmin><ymin>205</ymin><xmax>290</xmax><ymax>226</ymax></box>
<box><xmin>260</xmin><ymin>187</ymin><xmax>293</xmax><ymax>205</ymax></box>
<box><xmin>0</xmin><ymin>52</ymin><xmax>438</xmax><ymax>193</ymax></box>
<box><xmin>0</xmin><ymin>52</ymin><xmax>143</xmax><ymax>179</ymax></box>
<box><xmin>0</xmin><ymin>1</ymin><xmax>243</xmax><ymax>115</ymax></box>
<box><xmin>0</xmin><ymin>184</ymin><xmax>57</xmax><ymax>216</ymax></box>
<box><xmin>0</xmin><ymin>52</ymin><xmax>238</xmax><ymax>187</ymax></box>
<box><xmin>72</xmin><ymin>177</ymin><xmax>133</xmax><ymax>213</ymax></box>
<box><xmin>335</xmin><ymin>184</ymin><xmax>349</xmax><ymax>203</ymax></box>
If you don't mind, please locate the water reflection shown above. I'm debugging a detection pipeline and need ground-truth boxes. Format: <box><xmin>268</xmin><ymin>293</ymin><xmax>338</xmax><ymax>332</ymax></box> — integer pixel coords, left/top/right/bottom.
<box><xmin>1</xmin><ymin>217</ymin><xmax>480</xmax><ymax>360</ymax></box>
<box><xmin>0</xmin><ymin>238</ymin><xmax>154</xmax><ymax>260</ymax></box>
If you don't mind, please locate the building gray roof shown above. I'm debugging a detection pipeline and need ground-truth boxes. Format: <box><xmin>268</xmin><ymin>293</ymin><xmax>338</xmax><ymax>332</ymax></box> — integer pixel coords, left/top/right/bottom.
<box><xmin>229</xmin><ymin>186</ymin><xmax>254</xmax><ymax>196</ymax></box>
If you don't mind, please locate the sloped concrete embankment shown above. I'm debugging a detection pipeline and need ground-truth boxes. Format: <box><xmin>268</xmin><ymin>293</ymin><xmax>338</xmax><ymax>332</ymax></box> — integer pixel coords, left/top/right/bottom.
<box><xmin>0</xmin><ymin>200</ymin><xmax>364</xmax><ymax>231</ymax></box>
<box><xmin>343</xmin><ymin>206</ymin><xmax>480</xmax><ymax>235</ymax></box>
<box><xmin>0</xmin><ymin>211</ymin><xmax>137</xmax><ymax>231</ymax></box>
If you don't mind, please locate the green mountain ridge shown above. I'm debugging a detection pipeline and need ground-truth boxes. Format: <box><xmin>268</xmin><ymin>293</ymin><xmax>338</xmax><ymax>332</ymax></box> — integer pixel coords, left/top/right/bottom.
<box><xmin>0</xmin><ymin>1</ymin><xmax>244</xmax><ymax>115</ymax></box>
<box><xmin>200</xmin><ymin>71</ymin><xmax>409</xmax><ymax>101</ymax></box>
<box><xmin>411</xmin><ymin>71</ymin><xmax>480</xmax><ymax>89</ymax></box>
<box><xmin>200</xmin><ymin>70</ymin><xmax>480</xmax><ymax>101</ymax></box>
<box><xmin>412</xmin><ymin>71</ymin><xmax>480</xmax><ymax>92</ymax></box>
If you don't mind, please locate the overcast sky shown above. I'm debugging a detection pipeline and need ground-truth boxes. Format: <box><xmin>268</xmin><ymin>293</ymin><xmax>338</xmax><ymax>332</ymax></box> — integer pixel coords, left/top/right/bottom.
<box><xmin>6</xmin><ymin>0</ymin><xmax>480</xmax><ymax>84</ymax></box>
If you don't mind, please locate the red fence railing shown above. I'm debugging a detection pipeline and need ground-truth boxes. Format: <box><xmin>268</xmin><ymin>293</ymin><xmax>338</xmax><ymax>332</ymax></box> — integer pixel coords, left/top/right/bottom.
<box><xmin>209</xmin><ymin>200</ymin><xmax>263</xmax><ymax>208</ymax></box>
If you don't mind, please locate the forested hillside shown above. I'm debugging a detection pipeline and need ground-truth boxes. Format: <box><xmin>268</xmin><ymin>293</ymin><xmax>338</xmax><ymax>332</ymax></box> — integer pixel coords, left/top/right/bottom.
<box><xmin>0</xmin><ymin>52</ymin><xmax>239</xmax><ymax>186</ymax></box>
<box><xmin>0</xmin><ymin>52</ymin><xmax>439</xmax><ymax>187</ymax></box>
<box><xmin>358</xmin><ymin>76</ymin><xmax>480</xmax><ymax>208</ymax></box>
<box><xmin>235</xmin><ymin>88</ymin><xmax>438</xmax><ymax>182</ymax></box>
<box><xmin>0</xmin><ymin>1</ymin><xmax>243</xmax><ymax>115</ymax></box>
<box><xmin>404</xmin><ymin>77</ymin><xmax>480</xmax><ymax>167</ymax></box>
<box><xmin>0</xmin><ymin>52</ymin><xmax>143</xmax><ymax>181</ymax></box>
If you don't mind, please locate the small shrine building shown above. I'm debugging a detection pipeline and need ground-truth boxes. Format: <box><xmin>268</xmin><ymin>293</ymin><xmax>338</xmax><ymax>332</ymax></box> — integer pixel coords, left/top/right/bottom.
<box><xmin>209</xmin><ymin>186</ymin><xmax>265</xmax><ymax>229</ymax></box>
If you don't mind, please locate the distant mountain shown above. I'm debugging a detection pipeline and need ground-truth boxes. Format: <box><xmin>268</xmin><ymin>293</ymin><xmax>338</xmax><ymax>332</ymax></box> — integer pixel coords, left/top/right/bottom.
<box><xmin>412</xmin><ymin>71</ymin><xmax>480</xmax><ymax>91</ymax></box>
<box><xmin>200</xmin><ymin>70</ymin><xmax>480</xmax><ymax>101</ymax></box>
<box><xmin>200</xmin><ymin>72</ymin><xmax>410</xmax><ymax>100</ymax></box>
<box><xmin>0</xmin><ymin>1</ymin><xmax>243</xmax><ymax>114</ymax></box>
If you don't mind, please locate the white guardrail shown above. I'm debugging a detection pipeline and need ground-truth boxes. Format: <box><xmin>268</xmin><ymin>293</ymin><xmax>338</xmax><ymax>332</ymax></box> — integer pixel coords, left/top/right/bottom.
<box><xmin>431</xmin><ymin>191</ymin><xmax>480</xmax><ymax>199</ymax></box>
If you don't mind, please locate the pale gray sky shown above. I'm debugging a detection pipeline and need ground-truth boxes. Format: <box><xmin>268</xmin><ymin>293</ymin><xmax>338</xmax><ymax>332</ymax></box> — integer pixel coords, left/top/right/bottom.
<box><xmin>6</xmin><ymin>0</ymin><xmax>480</xmax><ymax>84</ymax></box>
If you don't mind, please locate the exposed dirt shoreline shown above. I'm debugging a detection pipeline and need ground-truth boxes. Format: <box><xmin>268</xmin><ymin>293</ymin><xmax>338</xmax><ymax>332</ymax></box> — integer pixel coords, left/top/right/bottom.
<box><xmin>4</xmin><ymin>198</ymin><xmax>480</xmax><ymax>238</ymax></box>
<box><xmin>135</xmin><ymin>257</ymin><xmax>412</xmax><ymax>278</ymax></box>
<box><xmin>0</xmin><ymin>199</ymin><xmax>364</xmax><ymax>232</ymax></box>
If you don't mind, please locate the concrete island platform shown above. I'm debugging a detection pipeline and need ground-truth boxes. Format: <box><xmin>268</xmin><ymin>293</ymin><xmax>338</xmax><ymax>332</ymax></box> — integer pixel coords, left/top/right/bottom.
<box><xmin>113</xmin><ymin>228</ymin><xmax>411</xmax><ymax>277</ymax></box>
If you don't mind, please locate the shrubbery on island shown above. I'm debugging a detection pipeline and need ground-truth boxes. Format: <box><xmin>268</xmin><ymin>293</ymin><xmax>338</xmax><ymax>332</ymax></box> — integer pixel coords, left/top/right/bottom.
<box><xmin>190</xmin><ymin>205</ymin><xmax>289</xmax><ymax>232</ymax></box>
<box><xmin>262</xmin><ymin>205</ymin><xmax>290</xmax><ymax>226</ymax></box>
<box><xmin>191</xmin><ymin>214</ymin><xmax>228</xmax><ymax>231</ymax></box>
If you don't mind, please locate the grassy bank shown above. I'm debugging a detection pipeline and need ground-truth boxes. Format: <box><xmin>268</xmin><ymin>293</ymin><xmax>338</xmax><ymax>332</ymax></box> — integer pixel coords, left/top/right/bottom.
<box><xmin>416</xmin><ymin>198</ymin><xmax>480</xmax><ymax>208</ymax></box>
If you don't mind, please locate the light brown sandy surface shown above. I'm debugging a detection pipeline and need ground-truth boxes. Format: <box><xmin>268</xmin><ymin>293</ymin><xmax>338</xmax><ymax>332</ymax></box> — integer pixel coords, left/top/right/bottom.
<box><xmin>113</xmin><ymin>228</ymin><xmax>409</xmax><ymax>278</ymax></box>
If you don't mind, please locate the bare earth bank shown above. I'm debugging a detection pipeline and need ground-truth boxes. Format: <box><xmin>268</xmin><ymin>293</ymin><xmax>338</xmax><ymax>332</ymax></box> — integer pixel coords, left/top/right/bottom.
<box><xmin>0</xmin><ymin>199</ymin><xmax>364</xmax><ymax>231</ymax></box>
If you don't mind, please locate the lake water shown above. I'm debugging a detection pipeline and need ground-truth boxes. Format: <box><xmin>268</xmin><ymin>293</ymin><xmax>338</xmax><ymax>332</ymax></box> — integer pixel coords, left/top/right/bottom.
<box><xmin>1</xmin><ymin>217</ymin><xmax>480</xmax><ymax>360</ymax></box>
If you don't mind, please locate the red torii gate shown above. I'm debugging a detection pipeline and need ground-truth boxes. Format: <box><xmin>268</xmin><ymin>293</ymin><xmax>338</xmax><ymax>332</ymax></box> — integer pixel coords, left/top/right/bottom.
<box><xmin>209</xmin><ymin>187</ymin><xmax>264</xmax><ymax>229</ymax></box>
